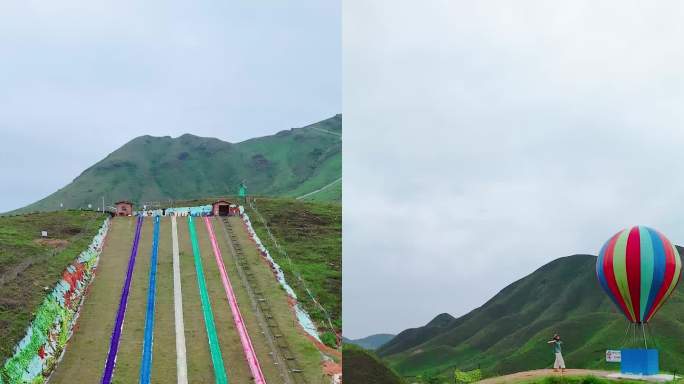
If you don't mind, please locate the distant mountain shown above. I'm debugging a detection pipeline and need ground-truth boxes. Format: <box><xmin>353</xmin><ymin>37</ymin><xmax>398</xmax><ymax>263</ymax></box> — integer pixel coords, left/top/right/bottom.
<box><xmin>378</xmin><ymin>252</ymin><xmax>684</xmax><ymax>378</ymax></box>
<box><xmin>343</xmin><ymin>344</ymin><xmax>405</xmax><ymax>384</ymax></box>
<box><xmin>9</xmin><ymin>115</ymin><xmax>341</xmax><ymax>214</ymax></box>
<box><xmin>344</xmin><ymin>334</ymin><xmax>396</xmax><ymax>350</ymax></box>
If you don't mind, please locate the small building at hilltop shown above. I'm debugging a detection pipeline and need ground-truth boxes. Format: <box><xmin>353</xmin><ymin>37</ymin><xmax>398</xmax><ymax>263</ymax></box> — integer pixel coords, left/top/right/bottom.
<box><xmin>212</xmin><ymin>200</ymin><xmax>238</xmax><ymax>216</ymax></box>
<box><xmin>115</xmin><ymin>201</ymin><xmax>133</xmax><ymax>216</ymax></box>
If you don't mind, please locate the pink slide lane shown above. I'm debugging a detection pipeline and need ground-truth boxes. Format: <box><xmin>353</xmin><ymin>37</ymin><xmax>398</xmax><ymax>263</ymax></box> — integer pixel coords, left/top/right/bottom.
<box><xmin>203</xmin><ymin>216</ymin><xmax>267</xmax><ymax>384</ymax></box>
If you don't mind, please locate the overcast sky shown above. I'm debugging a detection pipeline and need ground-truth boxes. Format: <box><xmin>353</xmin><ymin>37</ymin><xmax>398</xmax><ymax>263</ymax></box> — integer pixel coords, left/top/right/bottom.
<box><xmin>343</xmin><ymin>1</ymin><xmax>684</xmax><ymax>339</ymax></box>
<box><xmin>0</xmin><ymin>1</ymin><xmax>340</xmax><ymax>213</ymax></box>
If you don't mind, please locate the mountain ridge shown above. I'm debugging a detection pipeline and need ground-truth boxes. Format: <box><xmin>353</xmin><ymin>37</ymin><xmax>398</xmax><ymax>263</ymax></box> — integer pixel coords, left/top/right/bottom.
<box><xmin>344</xmin><ymin>334</ymin><xmax>396</xmax><ymax>350</ymax></box>
<box><xmin>9</xmin><ymin>115</ymin><xmax>341</xmax><ymax>214</ymax></box>
<box><xmin>378</xmin><ymin>252</ymin><xmax>684</xmax><ymax>379</ymax></box>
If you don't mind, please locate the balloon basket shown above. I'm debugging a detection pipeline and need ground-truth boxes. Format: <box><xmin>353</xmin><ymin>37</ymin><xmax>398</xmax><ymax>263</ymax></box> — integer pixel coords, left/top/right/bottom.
<box><xmin>620</xmin><ymin>349</ymin><xmax>658</xmax><ymax>375</ymax></box>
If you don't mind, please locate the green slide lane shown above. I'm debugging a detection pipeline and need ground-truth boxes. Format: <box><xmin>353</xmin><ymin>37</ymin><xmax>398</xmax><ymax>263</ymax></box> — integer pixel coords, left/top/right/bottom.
<box><xmin>187</xmin><ymin>216</ymin><xmax>228</xmax><ymax>384</ymax></box>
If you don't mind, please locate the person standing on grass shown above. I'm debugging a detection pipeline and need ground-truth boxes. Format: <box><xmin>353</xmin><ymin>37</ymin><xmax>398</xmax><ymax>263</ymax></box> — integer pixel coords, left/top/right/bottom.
<box><xmin>547</xmin><ymin>334</ymin><xmax>565</xmax><ymax>372</ymax></box>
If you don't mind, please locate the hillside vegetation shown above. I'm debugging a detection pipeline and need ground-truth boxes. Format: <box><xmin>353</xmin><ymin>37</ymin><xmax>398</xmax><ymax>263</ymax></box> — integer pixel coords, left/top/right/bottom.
<box><xmin>379</xmin><ymin>253</ymin><xmax>684</xmax><ymax>379</ymax></box>
<box><xmin>343</xmin><ymin>344</ymin><xmax>405</xmax><ymax>384</ymax></box>
<box><xmin>10</xmin><ymin>115</ymin><xmax>341</xmax><ymax>214</ymax></box>
<box><xmin>0</xmin><ymin>210</ymin><xmax>104</xmax><ymax>363</ymax></box>
<box><xmin>245</xmin><ymin>198</ymin><xmax>342</xmax><ymax>337</ymax></box>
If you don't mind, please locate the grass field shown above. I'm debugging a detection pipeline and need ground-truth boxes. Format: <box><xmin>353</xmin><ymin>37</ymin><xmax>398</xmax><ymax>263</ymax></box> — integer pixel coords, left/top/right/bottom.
<box><xmin>245</xmin><ymin>198</ymin><xmax>342</xmax><ymax>337</ymax></box>
<box><xmin>0</xmin><ymin>210</ymin><xmax>104</xmax><ymax>365</ymax></box>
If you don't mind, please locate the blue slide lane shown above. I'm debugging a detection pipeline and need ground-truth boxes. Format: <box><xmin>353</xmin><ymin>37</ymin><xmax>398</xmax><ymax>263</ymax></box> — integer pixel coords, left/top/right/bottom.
<box><xmin>139</xmin><ymin>215</ymin><xmax>160</xmax><ymax>383</ymax></box>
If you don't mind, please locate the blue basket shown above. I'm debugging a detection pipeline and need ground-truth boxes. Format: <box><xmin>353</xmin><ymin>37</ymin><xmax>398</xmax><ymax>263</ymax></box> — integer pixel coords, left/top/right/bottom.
<box><xmin>620</xmin><ymin>349</ymin><xmax>658</xmax><ymax>375</ymax></box>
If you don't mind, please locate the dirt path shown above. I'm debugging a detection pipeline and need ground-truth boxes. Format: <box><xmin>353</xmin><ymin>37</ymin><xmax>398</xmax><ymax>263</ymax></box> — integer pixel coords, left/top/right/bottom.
<box><xmin>296</xmin><ymin>177</ymin><xmax>342</xmax><ymax>200</ymax></box>
<box><xmin>478</xmin><ymin>369</ymin><xmax>617</xmax><ymax>383</ymax></box>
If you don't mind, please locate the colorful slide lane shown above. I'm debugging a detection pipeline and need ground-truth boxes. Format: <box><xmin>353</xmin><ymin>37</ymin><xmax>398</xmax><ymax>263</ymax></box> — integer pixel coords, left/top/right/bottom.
<box><xmin>204</xmin><ymin>216</ymin><xmax>267</xmax><ymax>384</ymax></box>
<box><xmin>140</xmin><ymin>215</ymin><xmax>160</xmax><ymax>383</ymax></box>
<box><xmin>188</xmin><ymin>216</ymin><xmax>229</xmax><ymax>384</ymax></box>
<box><xmin>172</xmin><ymin>216</ymin><xmax>189</xmax><ymax>384</ymax></box>
<box><xmin>101</xmin><ymin>216</ymin><xmax>143</xmax><ymax>384</ymax></box>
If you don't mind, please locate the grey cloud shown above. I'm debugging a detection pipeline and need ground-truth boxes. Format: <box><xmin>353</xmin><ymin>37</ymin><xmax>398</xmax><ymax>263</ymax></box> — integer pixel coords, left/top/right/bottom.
<box><xmin>0</xmin><ymin>0</ymin><xmax>340</xmax><ymax>213</ymax></box>
<box><xmin>343</xmin><ymin>0</ymin><xmax>684</xmax><ymax>338</ymax></box>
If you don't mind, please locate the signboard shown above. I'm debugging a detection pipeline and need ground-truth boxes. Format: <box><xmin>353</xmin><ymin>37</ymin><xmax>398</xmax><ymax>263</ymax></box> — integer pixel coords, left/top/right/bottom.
<box><xmin>606</xmin><ymin>350</ymin><xmax>621</xmax><ymax>362</ymax></box>
<box><xmin>41</xmin><ymin>231</ymin><xmax>48</xmax><ymax>238</ymax></box>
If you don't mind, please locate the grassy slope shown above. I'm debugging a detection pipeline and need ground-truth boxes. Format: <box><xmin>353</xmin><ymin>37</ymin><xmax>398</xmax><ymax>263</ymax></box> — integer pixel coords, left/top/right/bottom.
<box><xmin>150</xmin><ymin>217</ymin><xmax>177</xmax><ymax>383</ymax></box>
<box><xmin>194</xmin><ymin>217</ymin><xmax>252</xmax><ymax>382</ymax></box>
<box><xmin>49</xmin><ymin>217</ymin><xmax>135</xmax><ymax>383</ymax></box>
<box><xmin>245</xmin><ymin>198</ymin><xmax>342</xmax><ymax>335</ymax></box>
<box><xmin>223</xmin><ymin>216</ymin><xmax>323</xmax><ymax>382</ymax></box>
<box><xmin>176</xmin><ymin>218</ymin><xmax>215</xmax><ymax>382</ymax></box>
<box><xmin>0</xmin><ymin>210</ymin><xmax>104</xmax><ymax>364</ymax></box>
<box><xmin>111</xmin><ymin>217</ymin><xmax>152</xmax><ymax>384</ymax></box>
<box><xmin>211</xmin><ymin>217</ymin><xmax>289</xmax><ymax>382</ymax></box>
<box><xmin>379</xmin><ymin>253</ymin><xmax>684</xmax><ymax>379</ymax></box>
<box><xmin>343</xmin><ymin>344</ymin><xmax>405</xmax><ymax>384</ymax></box>
<box><xmin>10</xmin><ymin>115</ymin><xmax>341</xmax><ymax>214</ymax></box>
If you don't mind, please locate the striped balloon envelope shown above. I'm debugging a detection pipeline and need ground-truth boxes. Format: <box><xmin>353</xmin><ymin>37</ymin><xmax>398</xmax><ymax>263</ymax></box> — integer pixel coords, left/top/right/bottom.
<box><xmin>596</xmin><ymin>226</ymin><xmax>682</xmax><ymax>323</ymax></box>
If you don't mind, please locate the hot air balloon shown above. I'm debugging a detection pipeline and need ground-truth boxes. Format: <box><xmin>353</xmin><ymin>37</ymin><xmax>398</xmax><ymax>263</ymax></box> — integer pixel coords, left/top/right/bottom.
<box><xmin>596</xmin><ymin>226</ymin><xmax>682</xmax><ymax>324</ymax></box>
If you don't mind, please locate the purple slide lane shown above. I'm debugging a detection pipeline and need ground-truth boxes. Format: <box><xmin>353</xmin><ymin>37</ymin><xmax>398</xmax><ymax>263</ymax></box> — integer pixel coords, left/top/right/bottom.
<box><xmin>101</xmin><ymin>216</ymin><xmax>143</xmax><ymax>384</ymax></box>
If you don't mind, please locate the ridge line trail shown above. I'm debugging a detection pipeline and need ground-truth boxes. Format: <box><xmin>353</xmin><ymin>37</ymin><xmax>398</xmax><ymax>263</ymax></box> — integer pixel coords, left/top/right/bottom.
<box><xmin>310</xmin><ymin>127</ymin><xmax>341</xmax><ymax>137</ymax></box>
<box><xmin>296</xmin><ymin>177</ymin><xmax>342</xmax><ymax>200</ymax></box>
<box><xmin>477</xmin><ymin>369</ymin><xmax>616</xmax><ymax>383</ymax></box>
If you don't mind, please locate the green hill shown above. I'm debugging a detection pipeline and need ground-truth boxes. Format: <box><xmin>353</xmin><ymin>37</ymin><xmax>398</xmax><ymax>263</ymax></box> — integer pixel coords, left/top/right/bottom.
<box><xmin>9</xmin><ymin>115</ymin><xmax>341</xmax><ymax>214</ymax></box>
<box><xmin>0</xmin><ymin>210</ymin><xmax>104</xmax><ymax>364</ymax></box>
<box><xmin>344</xmin><ymin>334</ymin><xmax>396</xmax><ymax>350</ymax></box>
<box><xmin>343</xmin><ymin>344</ymin><xmax>405</xmax><ymax>384</ymax></box>
<box><xmin>378</xmin><ymin>253</ymin><xmax>684</xmax><ymax>379</ymax></box>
